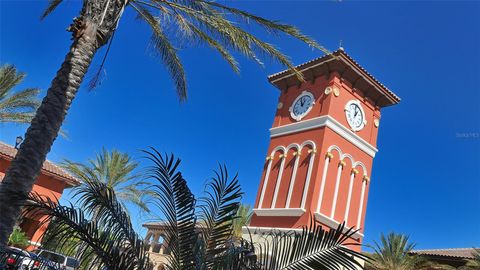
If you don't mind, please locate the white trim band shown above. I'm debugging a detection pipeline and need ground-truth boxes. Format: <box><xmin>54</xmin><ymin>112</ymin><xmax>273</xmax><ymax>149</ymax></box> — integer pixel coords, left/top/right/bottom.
<box><xmin>253</xmin><ymin>208</ymin><xmax>306</xmax><ymax>217</ymax></box>
<box><xmin>314</xmin><ymin>212</ymin><xmax>364</xmax><ymax>240</ymax></box>
<box><xmin>270</xmin><ymin>115</ymin><xmax>378</xmax><ymax>157</ymax></box>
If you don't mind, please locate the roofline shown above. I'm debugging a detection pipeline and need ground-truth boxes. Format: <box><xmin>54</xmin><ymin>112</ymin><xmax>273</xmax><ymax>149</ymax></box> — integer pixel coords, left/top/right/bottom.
<box><xmin>267</xmin><ymin>50</ymin><xmax>400</xmax><ymax>106</ymax></box>
<box><xmin>0</xmin><ymin>149</ymin><xmax>80</xmax><ymax>187</ymax></box>
<box><xmin>409</xmin><ymin>248</ymin><xmax>478</xmax><ymax>259</ymax></box>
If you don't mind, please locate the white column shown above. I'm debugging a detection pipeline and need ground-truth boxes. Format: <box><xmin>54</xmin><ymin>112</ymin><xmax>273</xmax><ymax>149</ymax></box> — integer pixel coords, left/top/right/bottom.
<box><xmin>344</xmin><ymin>169</ymin><xmax>358</xmax><ymax>225</ymax></box>
<box><xmin>316</xmin><ymin>152</ymin><xmax>333</xmax><ymax>213</ymax></box>
<box><xmin>300</xmin><ymin>149</ymin><xmax>317</xmax><ymax>209</ymax></box>
<box><xmin>258</xmin><ymin>156</ymin><xmax>274</xmax><ymax>208</ymax></box>
<box><xmin>271</xmin><ymin>153</ymin><xmax>288</xmax><ymax>208</ymax></box>
<box><xmin>356</xmin><ymin>176</ymin><xmax>370</xmax><ymax>229</ymax></box>
<box><xmin>330</xmin><ymin>160</ymin><xmax>345</xmax><ymax>219</ymax></box>
<box><xmin>285</xmin><ymin>151</ymin><xmax>301</xmax><ymax>208</ymax></box>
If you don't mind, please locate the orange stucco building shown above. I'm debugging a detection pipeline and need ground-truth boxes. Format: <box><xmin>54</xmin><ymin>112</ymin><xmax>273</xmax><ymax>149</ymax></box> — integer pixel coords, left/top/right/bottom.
<box><xmin>0</xmin><ymin>141</ymin><xmax>79</xmax><ymax>248</ymax></box>
<box><xmin>246</xmin><ymin>49</ymin><xmax>400</xmax><ymax>251</ymax></box>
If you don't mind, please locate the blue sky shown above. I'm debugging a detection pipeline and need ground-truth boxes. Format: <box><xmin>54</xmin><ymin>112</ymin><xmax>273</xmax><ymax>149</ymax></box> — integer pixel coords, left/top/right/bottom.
<box><xmin>1</xmin><ymin>1</ymin><xmax>479</xmax><ymax>249</ymax></box>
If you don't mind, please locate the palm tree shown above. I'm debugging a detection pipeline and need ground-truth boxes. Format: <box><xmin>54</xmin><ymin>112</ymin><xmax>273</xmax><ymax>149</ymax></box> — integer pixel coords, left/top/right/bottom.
<box><xmin>0</xmin><ymin>0</ymin><xmax>327</xmax><ymax>245</ymax></box>
<box><xmin>460</xmin><ymin>248</ymin><xmax>480</xmax><ymax>270</ymax></box>
<box><xmin>22</xmin><ymin>150</ymin><xmax>366</xmax><ymax>270</ymax></box>
<box><xmin>0</xmin><ymin>64</ymin><xmax>40</xmax><ymax>124</ymax></box>
<box><xmin>367</xmin><ymin>232</ymin><xmax>423</xmax><ymax>270</ymax></box>
<box><xmin>232</xmin><ymin>204</ymin><xmax>252</xmax><ymax>241</ymax></box>
<box><xmin>61</xmin><ymin>148</ymin><xmax>149</xmax><ymax>212</ymax></box>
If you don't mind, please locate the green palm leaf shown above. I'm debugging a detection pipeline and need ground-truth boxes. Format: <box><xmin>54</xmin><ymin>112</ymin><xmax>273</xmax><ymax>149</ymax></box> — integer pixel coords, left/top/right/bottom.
<box><xmin>256</xmin><ymin>221</ymin><xmax>368</xmax><ymax>270</ymax></box>
<box><xmin>61</xmin><ymin>148</ymin><xmax>149</xmax><ymax>212</ymax></box>
<box><xmin>197</xmin><ymin>165</ymin><xmax>243</xmax><ymax>269</ymax></box>
<box><xmin>144</xmin><ymin>149</ymin><xmax>197</xmax><ymax>270</ymax></box>
<box><xmin>23</xmin><ymin>187</ymin><xmax>151</xmax><ymax>270</ymax></box>
<box><xmin>0</xmin><ymin>64</ymin><xmax>40</xmax><ymax>124</ymax></box>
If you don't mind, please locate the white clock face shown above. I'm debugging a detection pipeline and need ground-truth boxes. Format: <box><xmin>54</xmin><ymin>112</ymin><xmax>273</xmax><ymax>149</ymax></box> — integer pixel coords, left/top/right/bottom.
<box><xmin>345</xmin><ymin>100</ymin><xmax>366</xmax><ymax>131</ymax></box>
<box><xmin>290</xmin><ymin>91</ymin><xmax>315</xmax><ymax>121</ymax></box>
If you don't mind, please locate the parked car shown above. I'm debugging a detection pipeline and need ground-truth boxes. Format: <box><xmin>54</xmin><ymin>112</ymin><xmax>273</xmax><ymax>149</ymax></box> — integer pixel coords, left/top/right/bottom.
<box><xmin>26</xmin><ymin>250</ymin><xmax>78</xmax><ymax>270</ymax></box>
<box><xmin>0</xmin><ymin>246</ymin><xmax>27</xmax><ymax>270</ymax></box>
<box><xmin>0</xmin><ymin>246</ymin><xmax>56</xmax><ymax>270</ymax></box>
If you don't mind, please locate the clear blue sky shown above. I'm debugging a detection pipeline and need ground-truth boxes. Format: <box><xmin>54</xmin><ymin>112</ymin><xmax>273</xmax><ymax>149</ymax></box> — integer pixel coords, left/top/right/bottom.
<box><xmin>1</xmin><ymin>1</ymin><xmax>479</xmax><ymax>249</ymax></box>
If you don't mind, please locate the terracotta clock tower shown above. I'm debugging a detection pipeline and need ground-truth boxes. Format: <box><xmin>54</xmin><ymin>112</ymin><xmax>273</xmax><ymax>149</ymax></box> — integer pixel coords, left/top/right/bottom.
<box><xmin>247</xmin><ymin>49</ymin><xmax>400</xmax><ymax>250</ymax></box>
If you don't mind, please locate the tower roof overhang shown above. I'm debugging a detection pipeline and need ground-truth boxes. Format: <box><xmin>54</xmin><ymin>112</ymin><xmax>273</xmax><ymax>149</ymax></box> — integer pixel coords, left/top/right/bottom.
<box><xmin>268</xmin><ymin>49</ymin><xmax>400</xmax><ymax>108</ymax></box>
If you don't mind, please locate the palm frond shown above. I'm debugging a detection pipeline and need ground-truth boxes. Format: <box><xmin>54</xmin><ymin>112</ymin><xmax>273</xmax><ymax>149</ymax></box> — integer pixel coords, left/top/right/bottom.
<box><xmin>197</xmin><ymin>164</ymin><xmax>243</xmax><ymax>268</ymax></box>
<box><xmin>132</xmin><ymin>0</ymin><xmax>328</xmax><ymax>85</ymax></box>
<box><xmin>0</xmin><ymin>64</ymin><xmax>40</xmax><ymax>124</ymax></box>
<box><xmin>256</xmin><ymin>221</ymin><xmax>368</xmax><ymax>270</ymax></box>
<box><xmin>0</xmin><ymin>64</ymin><xmax>25</xmax><ymax>97</ymax></box>
<box><xmin>368</xmin><ymin>232</ymin><xmax>421</xmax><ymax>270</ymax></box>
<box><xmin>143</xmin><ymin>149</ymin><xmax>196</xmax><ymax>270</ymax></box>
<box><xmin>23</xmin><ymin>191</ymin><xmax>151</xmax><ymax>270</ymax></box>
<box><xmin>132</xmin><ymin>3</ymin><xmax>188</xmax><ymax>101</ymax></box>
<box><xmin>0</xmin><ymin>88</ymin><xmax>40</xmax><ymax>111</ymax></box>
<box><xmin>61</xmin><ymin>149</ymin><xmax>147</xmax><ymax>212</ymax></box>
<box><xmin>41</xmin><ymin>0</ymin><xmax>64</xmax><ymax>19</ymax></box>
<box><xmin>232</xmin><ymin>204</ymin><xmax>252</xmax><ymax>241</ymax></box>
<box><xmin>198</xmin><ymin>0</ymin><xmax>329</xmax><ymax>54</ymax></box>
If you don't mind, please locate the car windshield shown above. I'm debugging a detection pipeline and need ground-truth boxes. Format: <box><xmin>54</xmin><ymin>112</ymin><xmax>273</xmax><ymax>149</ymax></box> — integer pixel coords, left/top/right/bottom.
<box><xmin>39</xmin><ymin>251</ymin><xmax>65</xmax><ymax>264</ymax></box>
<box><xmin>66</xmin><ymin>257</ymin><xmax>79</xmax><ymax>268</ymax></box>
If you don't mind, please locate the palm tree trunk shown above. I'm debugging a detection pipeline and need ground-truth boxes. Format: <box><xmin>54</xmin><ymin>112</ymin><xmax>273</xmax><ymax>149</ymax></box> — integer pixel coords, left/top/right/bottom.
<box><xmin>0</xmin><ymin>23</ymin><xmax>99</xmax><ymax>246</ymax></box>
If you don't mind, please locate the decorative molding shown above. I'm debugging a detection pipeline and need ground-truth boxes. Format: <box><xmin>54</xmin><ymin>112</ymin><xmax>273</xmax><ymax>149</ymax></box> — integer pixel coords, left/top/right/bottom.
<box><xmin>356</xmin><ymin>181</ymin><xmax>367</xmax><ymax>229</ymax></box>
<box><xmin>324</xmin><ymin>86</ymin><xmax>332</xmax><ymax>95</ymax></box>
<box><xmin>314</xmin><ymin>212</ymin><xmax>364</xmax><ymax>240</ymax></box>
<box><xmin>315</xmin><ymin>155</ymin><xmax>331</xmax><ymax>213</ymax></box>
<box><xmin>330</xmin><ymin>164</ymin><xmax>344</xmax><ymax>219</ymax></box>
<box><xmin>258</xmin><ymin>158</ymin><xmax>274</xmax><ymax>208</ymax></box>
<box><xmin>269</xmin><ymin>115</ymin><xmax>378</xmax><ymax>157</ymax></box>
<box><xmin>242</xmin><ymin>226</ymin><xmax>303</xmax><ymax>235</ymax></box>
<box><xmin>253</xmin><ymin>208</ymin><xmax>306</xmax><ymax>217</ymax></box>
<box><xmin>344</xmin><ymin>172</ymin><xmax>356</xmax><ymax>225</ymax></box>
<box><xmin>333</xmin><ymin>87</ymin><xmax>340</xmax><ymax>97</ymax></box>
<box><xmin>285</xmin><ymin>153</ymin><xmax>301</xmax><ymax>208</ymax></box>
<box><xmin>270</xmin><ymin>155</ymin><xmax>288</xmax><ymax>208</ymax></box>
<box><xmin>300</xmin><ymin>141</ymin><xmax>317</xmax><ymax>209</ymax></box>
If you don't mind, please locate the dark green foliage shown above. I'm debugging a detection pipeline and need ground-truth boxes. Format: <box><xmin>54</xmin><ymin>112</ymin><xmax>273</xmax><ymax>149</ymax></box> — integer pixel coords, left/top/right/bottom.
<box><xmin>0</xmin><ymin>64</ymin><xmax>40</xmax><ymax>124</ymax></box>
<box><xmin>23</xmin><ymin>177</ymin><xmax>151</xmax><ymax>270</ymax></box>
<box><xmin>7</xmin><ymin>227</ymin><xmax>30</xmax><ymax>248</ymax></box>
<box><xmin>41</xmin><ymin>0</ymin><xmax>328</xmax><ymax>99</ymax></box>
<box><xmin>23</xmin><ymin>149</ymin><xmax>364</xmax><ymax>270</ymax></box>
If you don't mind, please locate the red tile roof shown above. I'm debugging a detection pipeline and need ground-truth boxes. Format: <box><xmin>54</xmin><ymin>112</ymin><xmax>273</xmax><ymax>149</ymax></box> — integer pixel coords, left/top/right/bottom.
<box><xmin>267</xmin><ymin>49</ymin><xmax>401</xmax><ymax>107</ymax></box>
<box><xmin>0</xmin><ymin>141</ymin><xmax>80</xmax><ymax>187</ymax></box>
<box><xmin>410</xmin><ymin>248</ymin><xmax>478</xmax><ymax>259</ymax></box>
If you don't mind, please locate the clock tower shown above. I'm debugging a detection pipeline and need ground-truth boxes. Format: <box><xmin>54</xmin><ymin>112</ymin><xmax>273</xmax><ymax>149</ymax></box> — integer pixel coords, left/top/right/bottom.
<box><xmin>247</xmin><ymin>49</ymin><xmax>400</xmax><ymax>250</ymax></box>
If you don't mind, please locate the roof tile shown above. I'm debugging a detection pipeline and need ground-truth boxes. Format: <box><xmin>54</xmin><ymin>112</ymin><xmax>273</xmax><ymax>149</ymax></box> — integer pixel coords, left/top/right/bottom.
<box><xmin>0</xmin><ymin>141</ymin><xmax>80</xmax><ymax>187</ymax></box>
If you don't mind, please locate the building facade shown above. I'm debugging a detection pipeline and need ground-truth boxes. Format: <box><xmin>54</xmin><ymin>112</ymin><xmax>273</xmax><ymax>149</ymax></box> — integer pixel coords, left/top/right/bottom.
<box><xmin>0</xmin><ymin>141</ymin><xmax>79</xmax><ymax>249</ymax></box>
<box><xmin>246</xmin><ymin>49</ymin><xmax>400</xmax><ymax>251</ymax></box>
